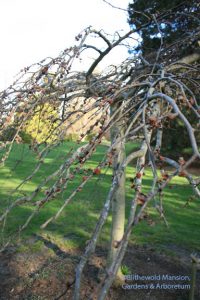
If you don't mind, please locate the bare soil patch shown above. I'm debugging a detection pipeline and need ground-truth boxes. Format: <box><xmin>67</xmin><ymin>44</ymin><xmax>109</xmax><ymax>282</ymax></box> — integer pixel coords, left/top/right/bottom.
<box><xmin>0</xmin><ymin>239</ymin><xmax>199</xmax><ymax>300</ymax></box>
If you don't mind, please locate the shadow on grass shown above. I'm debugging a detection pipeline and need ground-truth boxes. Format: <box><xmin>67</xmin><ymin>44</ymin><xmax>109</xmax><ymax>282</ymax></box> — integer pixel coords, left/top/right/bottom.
<box><xmin>0</xmin><ymin>141</ymin><xmax>200</xmax><ymax>256</ymax></box>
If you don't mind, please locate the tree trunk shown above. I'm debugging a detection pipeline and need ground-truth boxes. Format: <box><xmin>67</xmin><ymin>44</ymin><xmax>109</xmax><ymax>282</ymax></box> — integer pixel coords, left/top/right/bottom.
<box><xmin>107</xmin><ymin>103</ymin><xmax>126</xmax><ymax>282</ymax></box>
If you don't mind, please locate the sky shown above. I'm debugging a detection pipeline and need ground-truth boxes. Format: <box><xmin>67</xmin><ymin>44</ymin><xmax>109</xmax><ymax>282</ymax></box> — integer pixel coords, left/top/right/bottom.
<box><xmin>0</xmin><ymin>0</ymin><xmax>131</xmax><ymax>90</ymax></box>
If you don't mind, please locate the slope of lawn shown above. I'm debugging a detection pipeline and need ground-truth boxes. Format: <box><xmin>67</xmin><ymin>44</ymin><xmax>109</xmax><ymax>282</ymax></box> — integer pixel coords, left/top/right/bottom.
<box><xmin>0</xmin><ymin>141</ymin><xmax>199</xmax><ymax>254</ymax></box>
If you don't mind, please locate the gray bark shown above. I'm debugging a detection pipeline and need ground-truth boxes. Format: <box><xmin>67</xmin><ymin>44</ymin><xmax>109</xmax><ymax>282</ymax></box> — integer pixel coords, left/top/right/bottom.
<box><xmin>107</xmin><ymin>103</ymin><xmax>126</xmax><ymax>280</ymax></box>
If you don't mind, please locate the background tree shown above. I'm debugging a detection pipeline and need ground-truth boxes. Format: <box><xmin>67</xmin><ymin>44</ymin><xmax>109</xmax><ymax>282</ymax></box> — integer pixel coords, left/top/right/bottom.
<box><xmin>21</xmin><ymin>102</ymin><xmax>60</xmax><ymax>144</ymax></box>
<box><xmin>128</xmin><ymin>0</ymin><xmax>200</xmax><ymax>58</ymax></box>
<box><xmin>128</xmin><ymin>0</ymin><xmax>200</xmax><ymax>159</ymax></box>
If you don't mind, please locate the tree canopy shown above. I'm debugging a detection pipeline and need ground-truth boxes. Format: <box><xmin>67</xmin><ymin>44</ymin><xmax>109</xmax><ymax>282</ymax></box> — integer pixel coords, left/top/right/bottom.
<box><xmin>128</xmin><ymin>0</ymin><xmax>200</xmax><ymax>158</ymax></box>
<box><xmin>128</xmin><ymin>0</ymin><xmax>200</xmax><ymax>59</ymax></box>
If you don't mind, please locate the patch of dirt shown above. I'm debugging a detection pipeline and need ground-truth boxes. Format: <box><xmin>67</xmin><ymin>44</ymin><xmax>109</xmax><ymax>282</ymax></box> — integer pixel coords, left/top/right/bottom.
<box><xmin>163</xmin><ymin>166</ymin><xmax>200</xmax><ymax>176</ymax></box>
<box><xmin>187</xmin><ymin>167</ymin><xmax>200</xmax><ymax>176</ymax></box>
<box><xmin>0</xmin><ymin>239</ymin><xmax>199</xmax><ymax>300</ymax></box>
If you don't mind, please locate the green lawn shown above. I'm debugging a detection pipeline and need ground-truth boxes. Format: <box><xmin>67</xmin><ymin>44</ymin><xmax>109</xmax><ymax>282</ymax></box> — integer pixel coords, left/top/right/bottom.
<box><xmin>0</xmin><ymin>141</ymin><xmax>199</xmax><ymax>254</ymax></box>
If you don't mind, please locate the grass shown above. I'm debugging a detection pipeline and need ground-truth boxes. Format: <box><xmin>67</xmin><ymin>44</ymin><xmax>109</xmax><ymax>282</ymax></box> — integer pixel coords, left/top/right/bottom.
<box><xmin>0</xmin><ymin>141</ymin><xmax>199</xmax><ymax>255</ymax></box>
